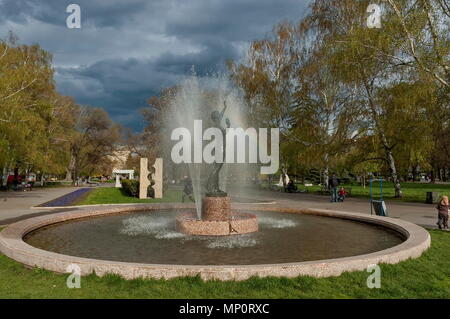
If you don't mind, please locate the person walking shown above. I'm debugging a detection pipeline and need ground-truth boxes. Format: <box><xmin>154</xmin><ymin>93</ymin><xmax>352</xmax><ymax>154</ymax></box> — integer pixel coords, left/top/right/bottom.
<box><xmin>182</xmin><ymin>176</ymin><xmax>195</xmax><ymax>203</ymax></box>
<box><xmin>328</xmin><ymin>173</ymin><xmax>340</xmax><ymax>202</ymax></box>
<box><xmin>436</xmin><ymin>195</ymin><xmax>449</xmax><ymax>230</ymax></box>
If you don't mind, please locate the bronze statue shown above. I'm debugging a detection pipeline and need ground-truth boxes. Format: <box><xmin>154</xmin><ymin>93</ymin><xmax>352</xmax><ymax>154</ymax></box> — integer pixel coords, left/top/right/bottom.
<box><xmin>205</xmin><ymin>99</ymin><xmax>230</xmax><ymax>197</ymax></box>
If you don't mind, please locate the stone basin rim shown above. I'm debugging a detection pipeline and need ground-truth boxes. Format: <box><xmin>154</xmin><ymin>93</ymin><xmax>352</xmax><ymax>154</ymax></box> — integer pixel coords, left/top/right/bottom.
<box><xmin>0</xmin><ymin>203</ymin><xmax>431</xmax><ymax>280</ymax></box>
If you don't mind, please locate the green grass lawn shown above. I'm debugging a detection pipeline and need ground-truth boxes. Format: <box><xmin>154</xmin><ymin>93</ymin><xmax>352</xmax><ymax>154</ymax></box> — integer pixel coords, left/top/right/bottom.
<box><xmin>75</xmin><ymin>187</ymin><xmax>183</xmax><ymax>205</ymax></box>
<box><xmin>0</xmin><ymin>229</ymin><xmax>448</xmax><ymax>298</ymax></box>
<box><xmin>266</xmin><ymin>182</ymin><xmax>450</xmax><ymax>203</ymax></box>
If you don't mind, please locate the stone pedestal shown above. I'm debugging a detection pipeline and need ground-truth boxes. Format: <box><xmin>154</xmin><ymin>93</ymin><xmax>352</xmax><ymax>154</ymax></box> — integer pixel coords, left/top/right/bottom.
<box><xmin>177</xmin><ymin>196</ymin><xmax>258</xmax><ymax>236</ymax></box>
<box><xmin>176</xmin><ymin>212</ymin><xmax>258</xmax><ymax>236</ymax></box>
<box><xmin>202</xmin><ymin>196</ymin><xmax>231</xmax><ymax>221</ymax></box>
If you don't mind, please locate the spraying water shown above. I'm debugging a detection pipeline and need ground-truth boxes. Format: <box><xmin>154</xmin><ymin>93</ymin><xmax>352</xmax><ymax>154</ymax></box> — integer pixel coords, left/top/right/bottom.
<box><xmin>166</xmin><ymin>73</ymin><xmax>249</xmax><ymax>219</ymax></box>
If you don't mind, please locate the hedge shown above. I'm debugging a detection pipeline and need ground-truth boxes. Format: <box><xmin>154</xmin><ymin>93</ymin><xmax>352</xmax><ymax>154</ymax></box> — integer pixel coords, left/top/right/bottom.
<box><xmin>121</xmin><ymin>179</ymin><xmax>154</xmax><ymax>198</ymax></box>
<box><xmin>121</xmin><ymin>179</ymin><xmax>139</xmax><ymax>197</ymax></box>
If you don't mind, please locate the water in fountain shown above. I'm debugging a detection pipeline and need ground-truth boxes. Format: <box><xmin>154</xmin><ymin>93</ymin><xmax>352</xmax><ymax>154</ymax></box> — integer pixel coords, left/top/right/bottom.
<box><xmin>165</xmin><ymin>72</ymin><xmax>250</xmax><ymax>219</ymax></box>
<box><xmin>24</xmin><ymin>209</ymin><xmax>405</xmax><ymax>264</ymax></box>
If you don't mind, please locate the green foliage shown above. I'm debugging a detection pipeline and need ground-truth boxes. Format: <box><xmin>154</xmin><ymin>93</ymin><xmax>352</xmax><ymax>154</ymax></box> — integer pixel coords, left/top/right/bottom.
<box><xmin>68</xmin><ymin>107</ymin><xmax>121</xmax><ymax>181</ymax></box>
<box><xmin>76</xmin><ymin>187</ymin><xmax>182</xmax><ymax>205</ymax></box>
<box><xmin>0</xmin><ymin>34</ymin><xmax>121</xmax><ymax>184</ymax></box>
<box><xmin>230</xmin><ymin>0</ymin><xmax>450</xmax><ymax>192</ymax></box>
<box><xmin>0</xmin><ymin>37</ymin><xmax>56</xmax><ymax>173</ymax></box>
<box><xmin>120</xmin><ymin>179</ymin><xmax>140</xmax><ymax>197</ymax></box>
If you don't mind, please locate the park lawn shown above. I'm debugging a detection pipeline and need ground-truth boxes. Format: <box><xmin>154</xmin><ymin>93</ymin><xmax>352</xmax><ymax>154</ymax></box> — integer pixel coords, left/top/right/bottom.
<box><xmin>74</xmin><ymin>187</ymin><xmax>183</xmax><ymax>205</ymax></box>
<box><xmin>290</xmin><ymin>182</ymin><xmax>450</xmax><ymax>203</ymax></box>
<box><xmin>0</xmin><ymin>229</ymin><xmax>448</xmax><ymax>298</ymax></box>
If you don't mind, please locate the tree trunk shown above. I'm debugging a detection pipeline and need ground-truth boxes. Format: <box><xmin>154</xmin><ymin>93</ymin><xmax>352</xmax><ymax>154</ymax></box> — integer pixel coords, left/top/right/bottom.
<box><xmin>40</xmin><ymin>171</ymin><xmax>45</xmax><ymax>187</ymax></box>
<box><xmin>0</xmin><ymin>166</ymin><xmax>4</xmax><ymax>188</ymax></box>
<box><xmin>73</xmin><ymin>166</ymin><xmax>78</xmax><ymax>186</ymax></box>
<box><xmin>67</xmin><ymin>149</ymin><xmax>77</xmax><ymax>185</ymax></box>
<box><xmin>385</xmin><ymin>146</ymin><xmax>402</xmax><ymax>197</ymax></box>
<box><xmin>323</xmin><ymin>153</ymin><xmax>329</xmax><ymax>189</ymax></box>
<box><xmin>363</xmin><ymin>171</ymin><xmax>366</xmax><ymax>189</ymax></box>
<box><xmin>362</xmin><ymin>76</ymin><xmax>403</xmax><ymax>198</ymax></box>
<box><xmin>323</xmin><ymin>167</ymin><xmax>329</xmax><ymax>189</ymax></box>
<box><xmin>412</xmin><ymin>164</ymin><xmax>419</xmax><ymax>182</ymax></box>
<box><xmin>65</xmin><ymin>169</ymin><xmax>72</xmax><ymax>182</ymax></box>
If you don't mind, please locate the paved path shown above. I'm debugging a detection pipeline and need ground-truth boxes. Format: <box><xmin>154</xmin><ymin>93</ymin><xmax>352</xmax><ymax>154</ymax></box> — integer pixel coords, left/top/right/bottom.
<box><xmin>227</xmin><ymin>188</ymin><xmax>441</xmax><ymax>229</ymax></box>
<box><xmin>0</xmin><ymin>186</ymin><xmax>443</xmax><ymax>229</ymax></box>
<box><xmin>0</xmin><ymin>187</ymin><xmax>81</xmax><ymax>225</ymax></box>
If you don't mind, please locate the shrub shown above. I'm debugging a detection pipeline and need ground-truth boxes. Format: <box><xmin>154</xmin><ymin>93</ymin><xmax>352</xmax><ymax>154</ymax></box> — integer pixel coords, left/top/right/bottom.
<box><xmin>121</xmin><ymin>179</ymin><xmax>139</xmax><ymax>197</ymax></box>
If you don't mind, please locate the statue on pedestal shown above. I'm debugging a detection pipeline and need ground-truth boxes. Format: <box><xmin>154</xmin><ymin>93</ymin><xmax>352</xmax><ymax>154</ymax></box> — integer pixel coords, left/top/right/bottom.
<box><xmin>205</xmin><ymin>99</ymin><xmax>230</xmax><ymax>197</ymax></box>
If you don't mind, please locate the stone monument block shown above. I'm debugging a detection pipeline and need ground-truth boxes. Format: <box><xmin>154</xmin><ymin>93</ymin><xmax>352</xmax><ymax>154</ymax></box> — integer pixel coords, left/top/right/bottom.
<box><xmin>139</xmin><ymin>158</ymin><xmax>163</xmax><ymax>199</ymax></box>
<box><xmin>139</xmin><ymin>158</ymin><xmax>150</xmax><ymax>199</ymax></box>
<box><xmin>151</xmin><ymin>158</ymin><xmax>163</xmax><ymax>199</ymax></box>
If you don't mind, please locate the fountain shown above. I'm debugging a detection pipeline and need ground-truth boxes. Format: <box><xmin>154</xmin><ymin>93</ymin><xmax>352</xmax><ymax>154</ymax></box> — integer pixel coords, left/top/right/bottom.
<box><xmin>0</xmin><ymin>74</ymin><xmax>431</xmax><ymax>281</ymax></box>
<box><xmin>175</xmin><ymin>93</ymin><xmax>258</xmax><ymax>236</ymax></box>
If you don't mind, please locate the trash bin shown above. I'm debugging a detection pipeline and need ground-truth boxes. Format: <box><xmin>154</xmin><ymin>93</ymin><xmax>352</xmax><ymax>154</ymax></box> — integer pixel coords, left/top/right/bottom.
<box><xmin>372</xmin><ymin>200</ymin><xmax>388</xmax><ymax>216</ymax></box>
<box><xmin>426</xmin><ymin>191</ymin><xmax>440</xmax><ymax>204</ymax></box>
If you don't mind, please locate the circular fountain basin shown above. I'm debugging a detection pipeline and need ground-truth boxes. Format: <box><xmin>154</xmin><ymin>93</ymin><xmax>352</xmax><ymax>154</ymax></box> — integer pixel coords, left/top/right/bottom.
<box><xmin>0</xmin><ymin>204</ymin><xmax>430</xmax><ymax>280</ymax></box>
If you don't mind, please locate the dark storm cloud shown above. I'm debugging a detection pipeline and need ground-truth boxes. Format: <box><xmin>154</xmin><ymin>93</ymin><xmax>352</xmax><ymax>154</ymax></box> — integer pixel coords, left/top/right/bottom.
<box><xmin>0</xmin><ymin>0</ymin><xmax>152</xmax><ymax>28</ymax></box>
<box><xmin>55</xmin><ymin>41</ymin><xmax>242</xmax><ymax>129</ymax></box>
<box><xmin>154</xmin><ymin>41</ymin><xmax>241</xmax><ymax>75</ymax></box>
<box><xmin>0</xmin><ymin>0</ymin><xmax>311</xmax><ymax>130</ymax></box>
<box><xmin>163</xmin><ymin>0</ymin><xmax>308</xmax><ymax>43</ymax></box>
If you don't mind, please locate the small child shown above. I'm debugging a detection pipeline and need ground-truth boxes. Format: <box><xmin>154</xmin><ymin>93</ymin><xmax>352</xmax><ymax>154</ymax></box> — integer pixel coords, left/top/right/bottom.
<box><xmin>337</xmin><ymin>187</ymin><xmax>347</xmax><ymax>202</ymax></box>
<box><xmin>436</xmin><ymin>195</ymin><xmax>449</xmax><ymax>230</ymax></box>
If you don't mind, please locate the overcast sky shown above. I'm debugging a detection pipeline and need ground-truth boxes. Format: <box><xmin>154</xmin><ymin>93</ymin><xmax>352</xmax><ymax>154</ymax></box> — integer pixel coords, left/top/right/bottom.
<box><xmin>0</xmin><ymin>0</ymin><xmax>311</xmax><ymax>131</ymax></box>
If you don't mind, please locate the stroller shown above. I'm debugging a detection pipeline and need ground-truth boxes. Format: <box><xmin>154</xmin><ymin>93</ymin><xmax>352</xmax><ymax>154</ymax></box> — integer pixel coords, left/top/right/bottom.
<box><xmin>337</xmin><ymin>187</ymin><xmax>347</xmax><ymax>202</ymax></box>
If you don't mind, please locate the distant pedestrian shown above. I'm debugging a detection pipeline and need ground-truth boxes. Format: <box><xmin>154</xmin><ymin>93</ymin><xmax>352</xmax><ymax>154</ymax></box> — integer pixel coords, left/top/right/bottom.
<box><xmin>436</xmin><ymin>195</ymin><xmax>448</xmax><ymax>230</ymax></box>
<box><xmin>13</xmin><ymin>167</ymin><xmax>19</xmax><ymax>191</ymax></box>
<box><xmin>286</xmin><ymin>179</ymin><xmax>298</xmax><ymax>193</ymax></box>
<box><xmin>328</xmin><ymin>174</ymin><xmax>340</xmax><ymax>202</ymax></box>
<box><xmin>182</xmin><ymin>176</ymin><xmax>194</xmax><ymax>202</ymax></box>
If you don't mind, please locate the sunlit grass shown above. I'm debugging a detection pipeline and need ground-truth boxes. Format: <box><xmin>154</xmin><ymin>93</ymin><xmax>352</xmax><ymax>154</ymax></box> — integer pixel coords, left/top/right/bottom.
<box><xmin>264</xmin><ymin>182</ymin><xmax>450</xmax><ymax>203</ymax></box>
<box><xmin>75</xmin><ymin>187</ymin><xmax>183</xmax><ymax>205</ymax></box>
<box><xmin>0</xmin><ymin>230</ymin><xmax>448</xmax><ymax>298</ymax></box>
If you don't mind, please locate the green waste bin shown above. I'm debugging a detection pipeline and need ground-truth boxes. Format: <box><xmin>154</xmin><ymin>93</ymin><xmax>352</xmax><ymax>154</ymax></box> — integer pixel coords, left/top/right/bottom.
<box><xmin>426</xmin><ymin>191</ymin><xmax>440</xmax><ymax>204</ymax></box>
